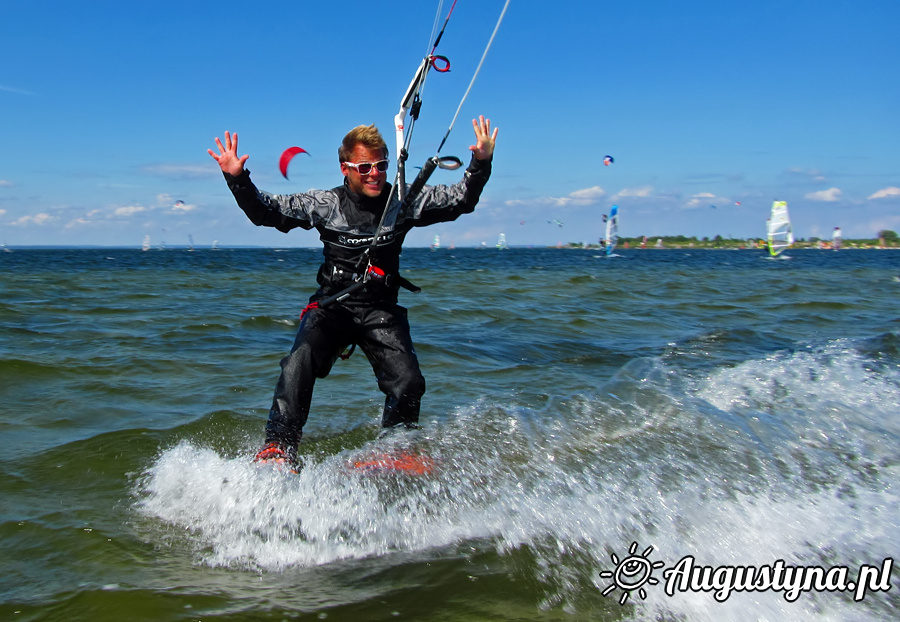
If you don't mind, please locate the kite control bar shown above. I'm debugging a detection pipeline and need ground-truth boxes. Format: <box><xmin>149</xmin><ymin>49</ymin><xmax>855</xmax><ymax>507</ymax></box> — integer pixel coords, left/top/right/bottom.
<box><xmin>317</xmin><ymin>265</ymin><xmax>387</xmax><ymax>309</ymax></box>
<box><xmin>402</xmin><ymin>155</ymin><xmax>463</xmax><ymax>208</ymax></box>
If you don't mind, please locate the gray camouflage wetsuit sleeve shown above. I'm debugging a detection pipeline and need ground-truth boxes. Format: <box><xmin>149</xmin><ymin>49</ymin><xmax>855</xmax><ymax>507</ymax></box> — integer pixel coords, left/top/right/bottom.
<box><xmin>222</xmin><ymin>156</ymin><xmax>491</xmax><ymax>236</ymax></box>
<box><xmin>222</xmin><ymin>170</ymin><xmax>338</xmax><ymax>233</ymax></box>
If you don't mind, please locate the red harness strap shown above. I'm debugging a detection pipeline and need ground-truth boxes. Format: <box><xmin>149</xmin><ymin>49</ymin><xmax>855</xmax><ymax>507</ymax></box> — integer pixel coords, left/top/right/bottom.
<box><xmin>299</xmin><ymin>301</ymin><xmax>319</xmax><ymax>321</ymax></box>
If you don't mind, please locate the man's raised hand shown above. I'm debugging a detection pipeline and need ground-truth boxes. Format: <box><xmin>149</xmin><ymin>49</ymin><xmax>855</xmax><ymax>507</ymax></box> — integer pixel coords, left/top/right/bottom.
<box><xmin>208</xmin><ymin>131</ymin><xmax>249</xmax><ymax>176</ymax></box>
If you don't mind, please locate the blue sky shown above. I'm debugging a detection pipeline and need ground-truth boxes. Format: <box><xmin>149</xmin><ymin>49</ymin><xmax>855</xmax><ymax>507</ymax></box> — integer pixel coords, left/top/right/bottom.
<box><xmin>1</xmin><ymin>0</ymin><xmax>897</xmax><ymax>248</ymax></box>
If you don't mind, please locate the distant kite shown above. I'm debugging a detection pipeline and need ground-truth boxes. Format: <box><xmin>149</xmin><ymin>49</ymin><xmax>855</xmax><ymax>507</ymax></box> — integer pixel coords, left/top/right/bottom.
<box><xmin>279</xmin><ymin>146</ymin><xmax>310</xmax><ymax>179</ymax></box>
<box><xmin>603</xmin><ymin>155</ymin><xmax>614</xmax><ymax>166</ymax></box>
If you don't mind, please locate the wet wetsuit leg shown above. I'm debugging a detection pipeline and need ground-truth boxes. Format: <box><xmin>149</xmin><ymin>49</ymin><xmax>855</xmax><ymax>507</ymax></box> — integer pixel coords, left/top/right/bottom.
<box><xmin>356</xmin><ymin>305</ymin><xmax>426</xmax><ymax>429</ymax></box>
<box><xmin>265</xmin><ymin>306</ymin><xmax>352</xmax><ymax>447</ymax></box>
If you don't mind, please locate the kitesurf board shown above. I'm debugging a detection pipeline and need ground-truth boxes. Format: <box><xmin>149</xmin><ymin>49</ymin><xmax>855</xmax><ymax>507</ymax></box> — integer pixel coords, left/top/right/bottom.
<box><xmin>350</xmin><ymin>450</ymin><xmax>435</xmax><ymax>475</ymax></box>
<box><xmin>254</xmin><ymin>450</ymin><xmax>433</xmax><ymax>475</ymax></box>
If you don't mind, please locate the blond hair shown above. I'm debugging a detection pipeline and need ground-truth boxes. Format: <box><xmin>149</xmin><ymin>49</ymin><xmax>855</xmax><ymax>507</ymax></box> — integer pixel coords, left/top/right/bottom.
<box><xmin>338</xmin><ymin>124</ymin><xmax>388</xmax><ymax>162</ymax></box>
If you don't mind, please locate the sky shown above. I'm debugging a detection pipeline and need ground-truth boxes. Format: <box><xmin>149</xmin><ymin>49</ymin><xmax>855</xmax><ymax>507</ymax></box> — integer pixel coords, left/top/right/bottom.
<box><xmin>1</xmin><ymin>0</ymin><xmax>898</xmax><ymax>248</ymax></box>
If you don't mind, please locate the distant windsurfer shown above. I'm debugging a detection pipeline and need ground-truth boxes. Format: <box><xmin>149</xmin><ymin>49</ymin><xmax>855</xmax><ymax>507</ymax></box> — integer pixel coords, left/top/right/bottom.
<box><xmin>832</xmin><ymin>226</ymin><xmax>842</xmax><ymax>251</ymax></box>
<box><xmin>208</xmin><ymin>117</ymin><xmax>497</xmax><ymax>466</ymax></box>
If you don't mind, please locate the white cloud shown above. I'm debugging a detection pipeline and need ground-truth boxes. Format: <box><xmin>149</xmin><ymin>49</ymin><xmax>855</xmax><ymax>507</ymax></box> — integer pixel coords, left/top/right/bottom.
<box><xmin>65</xmin><ymin>209</ymin><xmax>105</xmax><ymax>229</ymax></box>
<box><xmin>868</xmin><ymin>186</ymin><xmax>900</xmax><ymax>200</ymax></box>
<box><xmin>114</xmin><ymin>205</ymin><xmax>147</xmax><ymax>217</ymax></box>
<box><xmin>65</xmin><ymin>217</ymin><xmax>91</xmax><ymax>229</ymax></box>
<box><xmin>805</xmin><ymin>187</ymin><xmax>842</xmax><ymax>202</ymax></box>
<box><xmin>684</xmin><ymin>192</ymin><xmax>723</xmax><ymax>209</ymax></box>
<box><xmin>0</xmin><ymin>180</ymin><xmax>13</xmax><ymax>187</ymax></box>
<box><xmin>11</xmin><ymin>213</ymin><xmax>53</xmax><ymax>226</ymax></box>
<box><xmin>0</xmin><ymin>85</ymin><xmax>35</xmax><ymax>96</ymax></box>
<box><xmin>568</xmin><ymin>186</ymin><xmax>606</xmax><ymax>201</ymax></box>
<box><xmin>505</xmin><ymin>185</ymin><xmax>606</xmax><ymax>208</ymax></box>
<box><xmin>612</xmin><ymin>186</ymin><xmax>654</xmax><ymax>199</ymax></box>
<box><xmin>171</xmin><ymin>201</ymin><xmax>196</xmax><ymax>213</ymax></box>
<box><xmin>504</xmin><ymin>197</ymin><xmax>542</xmax><ymax>207</ymax></box>
<box><xmin>786</xmin><ymin>167</ymin><xmax>828</xmax><ymax>183</ymax></box>
<box><xmin>0</xmin><ymin>209</ymin><xmax>6</xmax><ymax>215</ymax></box>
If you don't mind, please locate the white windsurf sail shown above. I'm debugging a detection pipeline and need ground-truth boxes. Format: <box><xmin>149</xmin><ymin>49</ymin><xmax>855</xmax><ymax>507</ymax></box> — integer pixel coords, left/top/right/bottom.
<box><xmin>605</xmin><ymin>205</ymin><xmax>619</xmax><ymax>256</ymax></box>
<box><xmin>497</xmin><ymin>233</ymin><xmax>508</xmax><ymax>250</ymax></box>
<box><xmin>766</xmin><ymin>200</ymin><xmax>794</xmax><ymax>257</ymax></box>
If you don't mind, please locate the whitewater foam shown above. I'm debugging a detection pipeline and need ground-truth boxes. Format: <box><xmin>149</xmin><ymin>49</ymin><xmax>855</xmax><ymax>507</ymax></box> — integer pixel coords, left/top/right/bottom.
<box><xmin>136</xmin><ymin>339</ymin><xmax>899</xmax><ymax>619</ymax></box>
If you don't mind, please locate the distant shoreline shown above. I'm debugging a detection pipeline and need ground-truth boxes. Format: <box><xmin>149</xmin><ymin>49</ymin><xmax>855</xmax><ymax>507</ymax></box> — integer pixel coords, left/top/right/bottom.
<box><xmin>2</xmin><ymin>244</ymin><xmax>898</xmax><ymax>251</ymax></box>
<box><xmin>559</xmin><ymin>243</ymin><xmax>899</xmax><ymax>251</ymax></box>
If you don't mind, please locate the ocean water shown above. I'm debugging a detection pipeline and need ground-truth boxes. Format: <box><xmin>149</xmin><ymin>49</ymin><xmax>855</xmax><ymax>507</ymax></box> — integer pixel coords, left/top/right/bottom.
<box><xmin>1</xmin><ymin>246</ymin><xmax>898</xmax><ymax>621</ymax></box>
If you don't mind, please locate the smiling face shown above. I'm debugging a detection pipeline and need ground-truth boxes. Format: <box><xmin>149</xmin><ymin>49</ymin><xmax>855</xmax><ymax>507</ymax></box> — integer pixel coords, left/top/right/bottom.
<box><xmin>341</xmin><ymin>144</ymin><xmax>389</xmax><ymax>198</ymax></box>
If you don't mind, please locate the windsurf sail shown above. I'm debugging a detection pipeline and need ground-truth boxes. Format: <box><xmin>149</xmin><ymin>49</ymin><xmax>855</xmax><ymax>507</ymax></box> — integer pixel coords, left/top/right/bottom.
<box><xmin>766</xmin><ymin>201</ymin><xmax>794</xmax><ymax>257</ymax></box>
<box><xmin>497</xmin><ymin>233</ymin><xmax>508</xmax><ymax>250</ymax></box>
<box><xmin>605</xmin><ymin>205</ymin><xmax>619</xmax><ymax>256</ymax></box>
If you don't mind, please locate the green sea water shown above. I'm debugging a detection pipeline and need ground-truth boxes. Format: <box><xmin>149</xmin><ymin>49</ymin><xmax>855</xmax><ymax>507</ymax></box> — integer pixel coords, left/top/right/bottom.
<box><xmin>1</xmin><ymin>247</ymin><xmax>898</xmax><ymax>620</ymax></box>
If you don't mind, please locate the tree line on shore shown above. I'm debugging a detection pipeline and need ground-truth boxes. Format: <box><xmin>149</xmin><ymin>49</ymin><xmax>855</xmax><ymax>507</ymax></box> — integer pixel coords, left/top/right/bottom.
<box><xmin>565</xmin><ymin>230</ymin><xmax>899</xmax><ymax>250</ymax></box>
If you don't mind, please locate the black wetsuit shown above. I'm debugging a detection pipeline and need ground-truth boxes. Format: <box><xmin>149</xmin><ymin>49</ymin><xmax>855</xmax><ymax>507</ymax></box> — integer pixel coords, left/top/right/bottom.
<box><xmin>225</xmin><ymin>156</ymin><xmax>491</xmax><ymax>447</ymax></box>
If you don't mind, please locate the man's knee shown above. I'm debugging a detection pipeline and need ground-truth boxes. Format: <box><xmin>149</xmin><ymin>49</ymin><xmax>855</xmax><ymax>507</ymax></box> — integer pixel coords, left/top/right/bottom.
<box><xmin>382</xmin><ymin>358</ymin><xmax>425</xmax><ymax>399</ymax></box>
<box><xmin>403</xmin><ymin>371</ymin><xmax>426</xmax><ymax>400</ymax></box>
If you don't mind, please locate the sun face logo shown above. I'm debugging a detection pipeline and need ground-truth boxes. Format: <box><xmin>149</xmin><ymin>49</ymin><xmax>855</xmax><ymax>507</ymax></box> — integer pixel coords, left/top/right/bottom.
<box><xmin>599</xmin><ymin>541</ymin><xmax>665</xmax><ymax>605</ymax></box>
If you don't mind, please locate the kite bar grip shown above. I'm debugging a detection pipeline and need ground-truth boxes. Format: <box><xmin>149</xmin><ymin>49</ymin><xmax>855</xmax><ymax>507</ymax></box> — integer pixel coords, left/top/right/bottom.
<box><xmin>436</xmin><ymin>155</ymin><xmax>463</xmax><ymax>170</ymax></box>
<box><xmin>402</xmin><ymin>155</ymin><xmax>462</xmax><ymax>209</ymax></box>
<box><xmin>317</xmin><ymin>280</ymin><xmax>365</xmax><ymax>309</ymax></box>
<box><xmin>317</xmin><ymin>266</ymin><xmax>385</xmax><ymax>309</ymax></box>
<box><xmin>403</xmin><ymin>157</ymin><xmax>439</xmax><ymax>208</ymax></box>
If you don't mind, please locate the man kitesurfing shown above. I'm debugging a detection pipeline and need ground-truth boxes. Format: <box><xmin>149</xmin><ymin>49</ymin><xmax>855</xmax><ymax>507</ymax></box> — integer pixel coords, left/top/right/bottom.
<box><xmin>207</xmin><ymin>0</ymin><xmax>508</xmax><ymax>469</ymax></box>
<box><xmin>208</xmin><ymin>117</ymin><xmax>497</xmax><ymax>467</ymax></box>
